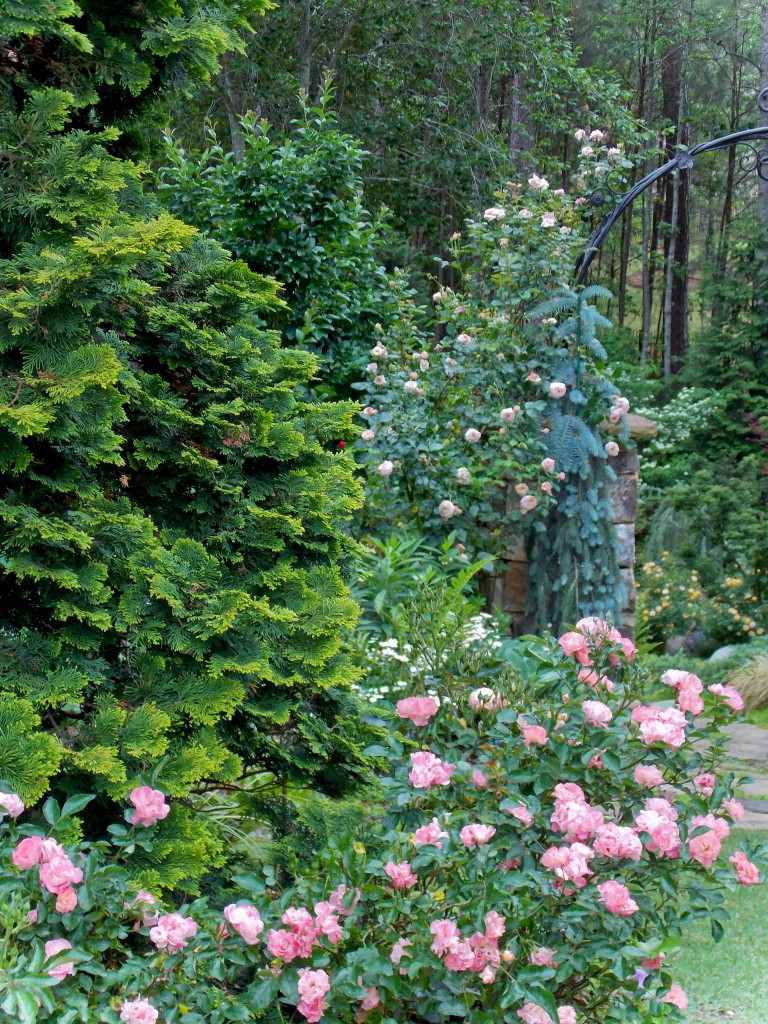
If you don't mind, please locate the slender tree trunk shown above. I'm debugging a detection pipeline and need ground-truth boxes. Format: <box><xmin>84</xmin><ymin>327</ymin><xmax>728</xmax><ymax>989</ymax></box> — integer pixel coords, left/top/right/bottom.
<box><xmin>220</xmin><ymin>57</ymin><xmax>245</xmax><ymax>160</ymax></box>
<box><xmin>297</xmin><ymin>0</ymin><xmax>313</xmax><ymax>93</ymax></box>
<box><xmin>759</xmin><ymin>2</ymin><xmax>768</xmax><ymax>227</ymax></box>
<box><xmin>712</xmin><ymin>18</ymin><xmax>740</xmax><ymax>322</ymax></box>
<box><xmin>641</xmin><ymin>2</ymin><xmax>658</xmax><ymax>361</ymax></box>
<box><xmin>507</xmin><ymin>69</ymin><xmax>523</xmax><ymax>166</ymax></box>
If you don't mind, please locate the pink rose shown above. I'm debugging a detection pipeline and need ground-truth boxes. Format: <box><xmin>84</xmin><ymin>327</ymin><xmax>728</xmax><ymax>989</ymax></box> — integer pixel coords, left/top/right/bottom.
<box><xmin>597</xmin><ymin>880</ymin><xmax>638</xmax><ymax>916</ymax></box>
<box><xmin>526</xmin><ymin>371</ymin><xmax>541</xmax><ymax>382</ymax></box>
<box><xmin>464</xmin><ymin>428</ymin><xmax>482</xmax><ymax>443</ymax></box>
<box><xmin>501</xmin><ymin>407</ymin><xmax>517</xmax><ymax>423</ymax></box>
<box><xmin>12</xmin><ymin>835</ymin><xmax>44</xmax><ymax>869</ymax></box>
<box><xmin>484</xmin><ymin>910</ymin><xmax>506</xmax><ymax>939</ymax></box>
<box><xmin>39</xmin><ymin>854</ymin><xmax>84</xmax><ymax>895</ymax></box>
<box><xmin>688</xmin><ymin>829</ymin><xmax>721</xmax><ymax>868</ymax></box>
<box><xmin>385</xmin><ymin>861</ymin><xmax>417</xmax><ymax>888</ymax></box>
<box><xmin>541</xmin><ymin>842</ymin><xmax>594</xmax><ymax>887</ymax></box>
<box><xmin>559</xmin><ymin>631</ymin><xmax>591</xmax><ymax>665</ymax></box>
<box><xmin>360</xmin><ymin>987</ymin><xmax>380</xmax><ymax>1011</ymax></box>
<box><xmin>730</xmin><ymin>850</ymin><xmax>760</xmax><ymax>885</ymax></box>
<box><xmin>522</xmin><ymin>724</ymin><xmax>548</xmax><ymax>748</ymax></box>
<box><xmin>468</xmin><ymin>687</ymin><xmax>506</xmax><ymax>710</ymax></box>
<box><xmin>413</xmin><ymin>817</ymin><xmax>449</xmax><ymax>849</ymax></box>
<box><xmin>224</xmin><ymin>903</ymin><xmax>264</xmax><ymax>944</ymax></box>
<box><xmin>558</xmin><ymin>1008</ymin><xmax>577</xmax><ymax>1024</ymax></box>
<box><xmin>408</xmin><ymin>751</ymin><xmax>455</xmax><ymax>789</ymax></box>
<box><xmin>593</xmin><ymin>823</ymin><xmax>643</xmax><ymax>860</ymax></box>
<box><xmin>604</xmin><ymin>441</ymin><xmax>619</xmax><ymax>457</ymax></box>
<box><xmin>720</xmin><ymin>798</ymin><xmax>745</xmax><ymax>820</ymax></box>
<box><xmin>690</xmin><ymin>813</ymin><xmax>729</xmax><ymax>839</ymax></box>
<box><xmin>430</xmin><ymin>918</ymin><xmax>461</xmax><ymax>956</ymax></box>
<box><xmin>327</xmin><ymin>884</ymin><xmax>360</xmax><ymax>918</ymax></box>
<box><xmin>297</xmin><ymin>968</ymin><xmax>330</xmax><ymax>1023</ymax></box>
<box><xmin>390</xmin><ymin>937</ymin><xmax>412</xmax><ymax>964</ymax></box>
<box><xmin>694</xmin><ymin>773</ymin><xmax>716</xmax><ymax>797</ymax></box>
<box><xmin>541</xmin><ymin>212</ymin><xmax>557</xmax><ymax>228</ymax></box>
<box><xmin>397</xmin><ymin>696</ymin><xmax>439</xmax><ymax>727</ymax></box>
<box><xmin>149</xmin><ymin>912</ymin><xmax>198</xmax><ymax>953</ymax></box>
<box><xmin>55</xmin><ymin>887</ymin><xmax>78</xmax><ymax>913</ymax></box>
<box><xmin>530</xmin><ymin>946</ymin><xmax>558</xmax><ymax>967</ymax></box>
<box><xmin>472</xmin><ymin>769</ymin><xmax>489</xmax><ymax>788</ymax></box>
<box><xmin>266</xmin><ymin>928</ymin><xmax>299</xmax><ymax>960</ymax></box>
<box><xmin>509</xmin><ymin>804</ymin><xmax>533</xmax><ymax>827</ymax></box>
<box><xmin>708</xmin><ymin>683</ymin><xmax>745</xmax><ymax>711</ymax></box>
<box><xmin>548</xmin><ymin>381</ymin><xmax>566</xmax><ymax>398</ymax></box>
<box><xmin>120</xmin><ymin>998</ymin><xmax>159</xmax><ymax>1024</ymax></box>
<box><xmin>518</xmin><ymin>1002</ymin><xmax>554</xmax><ymax>1024</ymax></box>
<box><xmin>541</xmin><ymin>458</ymin><xmax>556</xmax><ymax>471</ymax></box>
<box><xmin>313</xmin><ymin>902</ymin><xmax>343</xmax><ymax>944</ymax></box>
<box><xmin>582</xmin><ymin>700</ymin><xmax>612</xmax><ymax>727</ymax></box>
<box><xmin>460</xmin><ymin>824</ymin><xmax>496</xmax><ymax>847</ymax></box>
<box><xmin>129</xmin><ymin>787</ymin><xmax>170</xmax><ymax>828</ymax></box>
<box><xmin>0</xmin><ymin>791</ymin><xmax>25</xmax><ymax>818</ymax></box>
<box><xmin>378</xmin><ymin>460</ymin><xmax>394</xmax><ymax>477</ymax></box>
<box><xmin>44</xmin><ymin>938</ymin><xmax>74</xmax><ymax>981</ymax></box>
<box><xmin>634</xmin><ymin>764</ymin><xmax>664</xmax><ymax>788</ymax></box>
<box><xmin>661</xmin><ymin>983</ymin><xmax>688</xmax><ymax>1010</ymax></box>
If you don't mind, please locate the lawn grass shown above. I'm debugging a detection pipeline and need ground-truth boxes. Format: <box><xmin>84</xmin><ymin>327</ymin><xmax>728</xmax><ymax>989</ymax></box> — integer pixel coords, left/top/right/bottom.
<box><xmin>675</xmin><ymin>831</ymin><xmax>768</xmax><ymax>1023</ymax></box>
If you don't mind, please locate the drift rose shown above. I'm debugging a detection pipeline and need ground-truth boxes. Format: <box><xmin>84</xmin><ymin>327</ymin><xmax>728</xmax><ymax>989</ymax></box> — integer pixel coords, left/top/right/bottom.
<box><xmin>224</xmin><ymin>904</ymin><xmax>264</xmax><ymax>944</ymax></box>
<box><xmin>120</xmin><ymin>999</ymin><xmax>159</xmax><ymax>1024</ymax></box>
<box><xmin>397</xmin><ymin>696</ymin><xmax>439</xmax><ymax>726</ymax></box>
<box><xmin>149</xmin><ymin>913</ymin><xmax>198</xmax><ymax>953</ymax></box>
<box><xmin>408</xmin><ymin>751</ymin><xmax>455</xmax><ymax>789</ymax></box>
<box><xmin>44</xmin><ymin>939</ymin><xmax>74</xmax><ymax>981</ymax></box>
<box><xmin>385</xmin><ymin>861</ymin><xmax>418</xmax><ymax>888</ymax></box>
<box><xmin>598</xmin><ymin>880</ymin><xmax>638</xmax><ymax>916</ymax></box>
<box><xmin>413</xmin><ymin>818</ymin><xmax>449</xmax><ymax>848</ymax></box>
<box><xmin>0</xmin><ymin>792</ymin><xmax>24</xmax><ymax>818</ymax></box>
<box><xmin>460</xmin><ymin>823</ymin><xmax>496</xmax><ymax>847</ymax></box>
<box><xmin>730</xmin><ymin>850</ymin><xmax>760</xmax><ymax>885</ymax></box>
<box><xmin>129</xmin><ymin>787</ymin><xmax>170</xmax><ymax>828</ymax></box>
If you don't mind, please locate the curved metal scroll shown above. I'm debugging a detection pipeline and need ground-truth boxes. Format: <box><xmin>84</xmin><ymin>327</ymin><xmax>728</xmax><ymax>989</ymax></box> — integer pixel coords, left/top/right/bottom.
<box><xmin>574</xmin><ymin>87</ymin><xmax>768</xmax><ymax>286</ymax></box>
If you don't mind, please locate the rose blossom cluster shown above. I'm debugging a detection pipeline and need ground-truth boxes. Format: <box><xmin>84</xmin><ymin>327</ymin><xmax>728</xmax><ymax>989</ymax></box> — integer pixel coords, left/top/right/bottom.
<box><xmin>631</xmin><ymin>705</ymin><xmax>688</xmax><ymax>749</ymax></box>
<box><xmin>266</xmin><ymin>903</ymin><xmax>343</xmax><ymax>961</ymax></box>
<box><xmin>297</xmin><ymin>968</ymin><xmax>331</xmax><ymax>1022</ymax></box>
<box><xmin>120</xmin><ymin>998</ymin><xmax>159</xmax><ymax>1024</ymax></box>
<box><xmin>430</xmin><ymin>910</ymin><xmax>506</xmax><ymax>981</ymax></box>
<box><xmin>519</xmin><ymin>1003</ymin><xmax>577</xmax><ymax>1024</ymax></box>
<box><xmin>129</xmin><ymin>787</ymin><xmax>170</xmax><ymax>828</ymax></box>
<box><xmin>149</xmin><ymin>912</ymin><xmax>198</xmax><ymax>953</ymax></box>
<box><xmin>396</xmin><ymin>696</ymin><xmax>439</xmax><ymax>726</ymax></box>
<box><xmin>223</xmin><ymin>903</ymin><xmax>264</xmax><ymax>944</ymax></box>
<box><xmin>408</xmin><ymin>750</ymin><xmax>455</xmax><ymax>789</ymax></box>
<box><xmin>558</xmin><ymin>617</ymin><xmax>636</xmax><ymax>666</ymax></box>
<box><xmin>468</xmin><ymin>687</ymin><xmax>507</xmax><ymax>711</ymax></box>
<box><xmin>635</xmin><ymin>797</ymin><xmax>681</xmax><ymax>858</ymax></box>
<box><xmin>0</xmin><ymin>791</ymin><xmax>24</xmax><ymax>819</ymax></box>
<box><xmin>12</xmin><ymin>834</ymin><xmax>84</xmax><ymax>908</ymax></box>
<box><xmin>550</xmin><ymin>783</ymin><xmax>604</xmax><ymax>842</ymax></box>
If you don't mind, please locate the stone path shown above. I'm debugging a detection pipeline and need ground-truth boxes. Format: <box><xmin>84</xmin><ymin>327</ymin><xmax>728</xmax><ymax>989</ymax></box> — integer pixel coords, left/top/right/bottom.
<box><xmin>722</xmin><ymin>722</ymin><xmax>768</xmax><ymax>831</ymax></box>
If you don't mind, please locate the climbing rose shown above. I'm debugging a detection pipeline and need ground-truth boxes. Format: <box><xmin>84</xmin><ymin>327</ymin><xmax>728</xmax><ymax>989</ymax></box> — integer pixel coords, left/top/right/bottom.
<box><xmin>464</xmin><ymin>428</ymin><xmax>481</xmax><ymax>442</ymax></box>
<box><xmin>593</xmin><ymin>823</ymin><xmax>643</xmax><ymax>860</ymax></box>
<box><xmin>501</xmin><ymin>407</ymin><xmax>517</xmax><ymax>422</ymax></box>
<box><xmin>297</xmin><ymin>968</ymin><xmax>331</xmax><ymax>1023</ymax></box>
<box><xmin>637</xmin><ymin>707</ymin><xmax>687</xmax><ymax>749</ymax></box>
<box><xmin>530</xmin><ymin>946</ymin><xmax>558</xmax><ymax>966</ymax></box>
<box><xmin>541</xmin><ymin>457</ymin><xmax>555</xmax><ymax>471</ymax></box>
<box><xmin>634</xmin><ymin>764</ymin><xmax>664</xmax><ymax>788</ymax></box>
<box><xmin>408</xmin><ymin>751</ymin><xmax>455</xmax><ymax>789</ymax></box>
<box><xmin>460</xmin><ymin>823</ymin><xmax>496</xmax><ymax>847</ymax></box>
<box><xmin>385</xmin><ymin>861</ymin><xmax>418</xmax><ymax>888</ymax></box>
<box><xmin>518</xmin><ymin>208</ymin><xmax>533</xmax><ymax>219</ymax></box>
<box><xmin>510</xmin><ymin>804</ymin><xmax>534</xmax><ymax>827</ymax></box>
<box><xmin>520</xmin><ymin>494</ymin><xmax>538</xmax><ymax>511</ymax></box>
<box><xmin>12</xmin><ymin>835</ymin><xmax>44</xmax><ymax>869</ymax></box>
<box><xmin>541</xmin><ymin>842</ymin><xmax>594</xmax><ymax>887</ymax></box>
<box><xmin>581</xmin><ymin>145</ymin><xmax>594</xmax><ymax>156</ymax></box>
<box><xmin>149</xmin><ymin>913</ymin><xmax>198</xmax><ymax>953</ymax></box>
<box><xmin>224</xmin><ymin>903</ymin><xmax>264</xmax><ymax>944</ymax></box>
<box><xmin>438</xmin><ymin>499</ymin><xmax>456</xmax><ymax>520</ymax></box>
<box><xmin>721</xmin><ymin>798</ymin><xmax>745</xmax><ymax>819</ymax></box>
<box><xmin>44</xmin><ymin>939</ymin><xmax>74</xmax><ymax>981</ymax></box>
<box><xmin>522</xmin><ymin>724</ymin><xmax>547</xmax><ymax>748</ymax></box>
<box><xmin>518</xmin><ymin>1003</ymin><xmax>553</xmax><ymax>1024</ymax></box>
<box><xmin>661</xmin><ymin>984</ymin><xmax>688</xmax><ymax>1010</ymax></box>
<box><xmin>472</xmin><ymin>769</ymin><xmax>489</xmax><ymax>788</ymax></box>
<box><xmin>129</xmin><ymin>787</ymin><xmax>170</xmax><ymax>828</ymax></box>
<box><xmin>730</xmin><ymin>850</ymin><xmax>760</xmax><ymax>885</ymax></box>
<box><xmin>548</xmin><ymin>381</ymin><xmax>566</xmax><ymax>398</ymax></box>
<box><xmin>120</xmin><ymin>999</ymin><xmax>159</xmax><ymax>1024</ymax></box>
<box><xmin>456</xmin><ymin>466</ymin><xmax>471</xmax><ymax>484</ymax></box>
<box><xmin>590</xmin><ymin>129</ymin><xmax>605</xmax><ymax>141</ymax></box>
<box><xmin>413</xmin><ymin>818</ymin><xmax>449</xmax><ymax>848</ymax></box>
<box><xmin>528</xmin><ymin>174</ymin><xmax>549</xmax><ymax>190</ymax></box>
<box><xmin>0</xmin><ymin>792</ymin><xmax>24</xmax><ymax>818</ymax></box>
<box><xmin>360</xmin><ymin>429</ymin><xmax>375</xmax><ymax>441</ymax></box>
<box><xmin>397</xmin><ymin>696</ymin><xmax>439</xmax><ymax>726</ymax></box>
<box><xmin>574</xmin><ymin>129</ymin><xmax>587</xmax><ymax>140</ymax></box>
<box><xmin>598</xmin><ymin>880</ymin><xmax>638</xmax><ymax>916</ymax></box>
<box><xmin>377</xmin><ymin>460</ymin><xmax>394</xmax><ymax>477</ymax></box>
<box><xmin>582</xmin><ymin>700</ymin><xmax>612</xmax><ymax>727</ymax></box>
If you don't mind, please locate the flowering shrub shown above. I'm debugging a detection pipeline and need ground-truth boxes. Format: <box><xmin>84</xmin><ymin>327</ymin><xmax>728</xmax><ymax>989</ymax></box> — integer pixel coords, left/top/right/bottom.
<box><xmin>2</xmin><ymin>620</ymin><xmax>763</xmax><ymax>1023</ymax></box>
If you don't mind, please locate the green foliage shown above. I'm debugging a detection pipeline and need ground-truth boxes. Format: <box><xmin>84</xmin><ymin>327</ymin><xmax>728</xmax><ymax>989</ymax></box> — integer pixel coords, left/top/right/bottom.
<box><xmin>158</xmin><ymin>86</ymin><xmax>398</xmax><ymax>391</ymax></box>
<box><xmin>0</xmin><ymin>0</ymin><xmax>376</xmax><ymax>889</ymax></box>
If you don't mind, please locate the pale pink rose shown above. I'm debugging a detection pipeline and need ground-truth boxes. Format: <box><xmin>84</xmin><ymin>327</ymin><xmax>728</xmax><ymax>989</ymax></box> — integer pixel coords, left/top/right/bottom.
<box><xmin>0</xmin><ymin>792</ymin><xmax>24</xmax><ymax>818</ymax></box>
<box><xmin>377</xmin><ymin>460</ymin><xmax>394</xmax><ymax>477</ymax></box>
<box><xmin>530</xmin><ymin>946</ymin><xmax>558</xmax><ymax>967</ymax></box>
<box><xmin>677</xmin><ymin>686</ymin><xmax>704</xmax><ymax>715</ymax></box>
<box><xmin>580</xmin><ymin>145</ymin><xmax>594</xmax><ymax>156</ymax></box>
<box><xmin>548</xmin><ymin>381</ymin><xmax>566</xmax><ymax>398</ymax></box>
<box><xmin>456</xmin><ymin>466</ymin><xmax>471</xmax><ymax>484</ymax></box>
<box><xmin>457</xmin><ymin>333</ymin><xmax>473</xmax><ymax>344</ymax></box>
<box><xmin>541</xmin><ymin>458</ymin><xmax>556</xmax><ymax>471</ymax></box>
<box><xmin>526</xmin><ymin>370</ymin><xmax>541</xmax><ymax>383</ymax></box>
<box><xmin>327</xmin><ymin>884</ymin><xmax>360</xmax><ymax>918</ymax></box>
<box><xmin>460</xmin><ymin>824</ymin><xmax>496</xmax><ymax>847</ymax></box>
<box><xmin>522</xmin><ymin>724</ymin><xmax>548</xmax><ymax>748</ymax></box>
<box><xmin>472</xmin><ymin>769</ymin><xmax>489</xmax><ymax>788</ymax></box>
<box><xmin>518</xmin><ymin>208</ymin><xmax>533</xmax><ymax>220</ymax></box>
<box><xmin>469</xmin><ymin>687</ymin><xmax>506</xmax><ymax>710</ymax></box>
<box><xmin>645</xmin><ymin>797</ymin><xmax>678</xmax><ymax>821</ymax></box>
<box><xmin>297</xmin><ymin>968</ymin><xmax>330</xmax><ymax>1023</ymax></box>
<box><xmin>413</xmin><ymin>817</ymin><xmax>449</xmax><ymax>848</ymax></box>
<box><xmin>443</xmin><ymin>939</ymin><xmax>475</xmax><ymax>971</ymax></box>
<box><xmin>149</xmin><ymin>912</ymin><xmax>198</xmax><ymax>953</ymax></box>
<box><xmin>551</xmin><ymin>796</ymin><xmax>603</xmax><ymax>842</ymax></box>
<box><xmin>373</xmin><ymin>375</ymin><xmax>386</xmax><ymax>386</ymax></box>
<box><xmin>480</xmin><ymin>965</ymin><xmax>496</xmax><ymax>984</ymax></box>
<box><xmin>464</xmin><ymin>428</ymin><xmax>482</xmax><ymax>443</ymax></box>
<box><xmin>708</xmin><ymin>683</ymin><xmax>745</xmax><ymax>711</ymax></box>
<box><xmin>501</xmin><ymin>407</ymin><xmax>517</xmax><ymax>422</ymax></box>
<box><xmin>589</xmin><ymin>129</ymin><xmax>605</xmax><ymax>142</ymax></box>
<box><xmin>528</xmin><ymin>174</ymin><xmax>550</xmax><ymax>191</ymax></box>
<box><xmin>663</xmin><ymin>669</ymin><xmax>703</xmax><ymax>693</ymax></box>
<box><xmin>541</xmin><ymin>842</ymin><xmax>595</xmax><ymax>887</ymax></box>
<box><xmin>604</xmin><ymin>441</ymin><xmax>619</xmax><ymax>457</ymax></box>
<box><xmin>688</xmin><ymin>829</ymin><xmax>721</xmax><ymax>868</ymax></box>
<box><xmin>484</xmin><ymin>207</ymin><xmax>506</xmax><ymax>221</ymax></box>
<box><xmin>39</xmin><ymin>854</ymin><xmax>83</xmax><ymax>895</ymax></box>
<box><xmin>560</xmin><ymin>226</ymin><xmax>572</xmax><ymax>235</ymax></box>
<box><xmin>541</xmin><ymin>481</ymin><xmax>553</xmax><ymax>494</ymax></box>
<box><xmin>390</xmin><ymin>937</ymin><xmax>412</xmax><ymax>964</ymax></box>
<box><xmin>518</xmin><ymin>1002</ymin><xmax>553</xmax><ymax>1024</ymax></box>
<box><xmin>126</xmin><ymin>890</ymin><xmax>159</xmax><ymax>927</ymax></box>
<box><xmin>634</xmin><ymin>764</ymin><xmax>664</xmax><ymax>788</ymax></box>
<box><xmin>631</xmin><ymin>705</ymin><xmax>658</xmax><ymax>724</ymax></box>
<box><xmin>690</xmin><ymin>813</ymin><xmax>729</xmax><ymax>839</ymax></box>
<box><xmin>582</xmin><ymin>700</ymin><xmax>612</xmax><ymax>727</ymax></box>
<box><xmin>553</xmin><ymin>782</ymin><xmax>585</xmax><ymax>802</ymax></box>
<box><xmin>541</xmin><ymin>212</ymin><xmax>557</xmax><ymax>228</ymax></box>
<box><xmin>370</xmin><ymin>343</ymin><xmax>387</xmax><ymax>358</ymax></box>
<box><xmin>12</xmin><ymin>835</ymin><xmax>44</xmax><ymax>869</ymax></box>
<box><xmin>408</xmin><ymin>751</ymin><xmax>455</xmax><ymax>789</ymax></box>
<box><xmin>432</xmin><ymin>292</ymin><xmax>443</xmax><ymax>303</ymax></box>
<box><xmin>607</xmin><ymin>147</ymin><xmax>621</xmax><ymax>159</ymax></box>
<box><xmin>558</xmin><ymin>1007</ymin><xmax>577</xmax><ymax>1024</ymax></box>
<box><xmin>661</xmin><ymin>983</ymin><xmax>688</xmax><ymax>1010</ymax></box>
<box><xmin>559</xmin><ymin>631</ymin><xmax>591</xmax><ymax>664</ymax></box>
<box><xmin>313</xmin><ymin>902</ymin><xmax>343</xmax><ymax>944</ymax></box>
<box><xmin>694</xmin><ymin>773</ymin><xmax>716</xmax><ymax>797</ymax></box>
<box><xmin>721</xmin><ymin>798</ymin><xmax>745</xmax><ymax>820</ymax></box>
<box><xmin>363</xmin><ymin>406</ymin><xmax>376</xmax><ymax>416</ymax></box>
<box><xmin>438</xmin><ymin>499</ymin><xmax>456</xmax><ymax>520</ymax></box>
<box><xmin>44</xmin><ymin>938</ymin><xmax>74</xmax><ymax>981</ymax></box>
<box><xmin>360</xmin><ymin>429</ymin><xmax>375</xmax><ymax>441</ymax></box>
<box><xmin>598</xmin><ymin>880</ymin><xmax>638</xmax><ymax>915</ymax></box>
<box><xmin>129</xmin><ymin>787</ymin><xmax>170</xmax><ymax>828</ymax></box>
<box><xmin>385</xmin><ymin>861</ymin><xmax>417</xmax><ymax>888</ymax></box>
<box><xmin>360</xmin><ymin>987</ymin><xmax>380</xmax><ymax>1011</ymax></box>
<box><xmin>28</xmin><ymin>909</ymin><xmax>38</xmax><ymax>924</ymax></box>
<box><xmin>56</xmin><ymin>887</ymin><xmax>78</xmax><ymax>913</ymax></box>
<box><xmin>397</xmin><ymin>696</ymin><xmax>439</xmax><ymax>727</ymax></box>
<box><xmin>266</xmin><ymin>928</ymin><xmax>299</xmax><ymax>960</ymax></box>
<box><xmin>484</xmin><ymin>910</ymin><xmax>506</xmax><ymax>939</ymax></box>
<box><xmin>730</xmin><ymin>850</ymin><xmax>760</xmax><ymax>885</ymax></box>
<box><xmin>510</xmin><ymin>804</ymin><xmax>534</xmax><ymax>827</ymax></box>
<box><xmin>593</xmin><ymin>823</ymin><xmax>643</xmax><ymax>860</ymax></box>
<box><xmin>520</xmin><ymin>494</ymin><xmax>538</xmax><ymax>511</ymax></box>
<box><xmin>224</xmin><ymin>903</ymin><xmax>264</xmax><ymax>944</ymax></box>
<box><xmin>120</xmin><ymin>998</ymin><xmax>159</xmax><ymax>1024</ymax></box>
<box><xmin>430</xmin><ymin>918</ymin><xmax>461</xmax><ymax>956</ymax></box>
<box><xmin>638</xmin><ymin>707</ymin><xmax>687</xmax><ymax>748</ymax></box>
<box><xmin>574</xmin><ymin>129</ymin><xmax>587</xmax><ymax>141</ymax></box>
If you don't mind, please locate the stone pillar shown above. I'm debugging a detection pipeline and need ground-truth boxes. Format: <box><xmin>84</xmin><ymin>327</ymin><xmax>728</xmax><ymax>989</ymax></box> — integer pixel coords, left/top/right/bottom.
<box><xmin>485</xmin><ymin>414</ymin><xmax>657</xmax><ymax>638</ymax></box>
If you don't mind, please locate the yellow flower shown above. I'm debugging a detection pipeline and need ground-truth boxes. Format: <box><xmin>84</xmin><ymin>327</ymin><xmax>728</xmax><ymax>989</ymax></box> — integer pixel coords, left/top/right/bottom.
<box><xmin>433</xmin><ymin>890</ymin><xmax>446</xmax><ymax>902</ymax></box>
<box><xmin>353</xmin><ymin>842</ymin><xmax>366</xmax><ymax>855</ymax></box>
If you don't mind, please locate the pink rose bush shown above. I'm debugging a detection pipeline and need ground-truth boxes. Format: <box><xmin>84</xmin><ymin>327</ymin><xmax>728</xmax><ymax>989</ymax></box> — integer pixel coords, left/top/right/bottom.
<box><xmin>1</xmin><ymin>622</ymin><xmax>765</xmax><ymax>1023</ymax></box>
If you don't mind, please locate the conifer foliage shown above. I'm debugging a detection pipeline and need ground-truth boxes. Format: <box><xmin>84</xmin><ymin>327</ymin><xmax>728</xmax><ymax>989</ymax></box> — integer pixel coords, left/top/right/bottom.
<box><xmin>0</xmin><ymin>0</ymin><xmax>368</xmax><ymax>888</ymax></box>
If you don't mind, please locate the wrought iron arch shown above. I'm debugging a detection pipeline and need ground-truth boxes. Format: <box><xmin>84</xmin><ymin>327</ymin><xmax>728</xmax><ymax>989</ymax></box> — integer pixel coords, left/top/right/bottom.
<box><xmin>574</xmin><ymin>87</ymin><xmax>768</xmax><ymax>286</ymax></box>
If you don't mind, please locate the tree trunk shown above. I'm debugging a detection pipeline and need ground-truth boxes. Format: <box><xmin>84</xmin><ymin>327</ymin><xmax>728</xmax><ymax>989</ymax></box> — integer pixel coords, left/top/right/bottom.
<box><xmin>297</xmin><ymin>0</ymin><xmax>313</xmax><ymax>94</ymax></box>
<box><xmin>759</xmin><ymin>2</ymin><xmax>768</xmax><ymax>227</ymax></box>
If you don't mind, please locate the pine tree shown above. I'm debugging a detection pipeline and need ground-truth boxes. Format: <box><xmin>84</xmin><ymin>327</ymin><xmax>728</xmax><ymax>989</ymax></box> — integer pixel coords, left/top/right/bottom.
<box><xmin>0</xmin><ymin>0</ymin><xmax>373</xmax><ymax>891</ymax></box>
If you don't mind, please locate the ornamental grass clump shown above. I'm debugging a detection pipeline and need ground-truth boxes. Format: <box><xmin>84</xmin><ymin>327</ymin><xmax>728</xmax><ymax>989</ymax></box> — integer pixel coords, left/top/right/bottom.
<box><xmin>1</xmin><ymin>619</ymin><xmax>764</xmax><ymax>1023</ymax></box>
